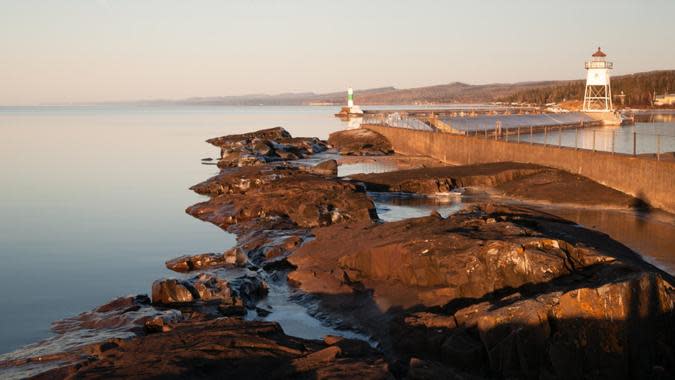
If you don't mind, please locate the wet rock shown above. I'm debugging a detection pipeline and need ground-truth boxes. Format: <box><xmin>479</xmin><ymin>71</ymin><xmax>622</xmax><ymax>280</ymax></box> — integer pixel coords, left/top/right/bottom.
<box><xmin>235</xmin><ymin>225</ymin><xmax>309</xmax><ymax>267</ymax></box>
<box><xmin>51</xmin><ymin>295</ymin><xmax>180</xmax><ymax>336</ymax></box>
<box><xmin>328</xmin><ymin>128</ymin><xmax>394</xmax><ymax>156</ymax></box>
<box><xmin>187</xmin><ymin>171</ymin><xmax>376</xmax><ymax>229</ymax></box>
<box><xmin>151</xmin><ymin>273</ymin><xmax>237</xmax><ymax>306</ymax></box>
<box><xmin>29</xmin><ymin>318</ymin><xmax>392</xmax><ymax>379</ymax></box>
<box><xmin>230</xmin><ymin>274</ymin><xmax>269</xmax><ymax>308</ymax></box>
<box><xmin>305</xmin><ymin>159</ymin><xmax>338</xmax><ymax>176</ymax></box>
<box><xmin>165</xmin><ymin>251</ymin><xmax>236</xmax><ymax>272</ymax></box>
<box><xmin>190</xmin><ymin>273</ymin><xmax>235</xmax><ymax>303</ymax></box>
<box><xmin>218</xmin><ymin>303</ymin><xmax>247</xmax><ymax>317</ymax></box>
<box><xmin>165</xmin><ymin>249</ymin><xmax>247</xmax><ymax>273</ymax></box>
<box><xmin>143</xmin><ymin>317</ymin><xmax>172</xmax><ymax>334</ymax></box>
<box><xmin>151</xmin><ymin>279</ymin><xmax>195</xmax><ymax>305</ymax></box>
<box><xmin>205</xmin><ymin>127</ymin><xmax>329</xmax><ymax>168</ymax></box>
<box><xmin>352</xmin><ymin>162</ymin><xmax>546</xmax><ymax>193</ymax></box>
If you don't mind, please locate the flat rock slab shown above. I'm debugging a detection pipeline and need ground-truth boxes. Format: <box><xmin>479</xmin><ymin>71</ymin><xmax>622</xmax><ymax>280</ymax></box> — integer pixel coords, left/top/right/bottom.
<box><xmin>352</xmin><ymin>162</ymin><xmax>638</xmax><ymax>208</ymax></box>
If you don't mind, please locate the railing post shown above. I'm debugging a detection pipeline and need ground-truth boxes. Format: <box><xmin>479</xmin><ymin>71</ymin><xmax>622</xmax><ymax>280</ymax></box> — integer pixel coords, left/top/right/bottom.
<box><xmin>575</xmin><ymin>128</ymin><xmax>578</xmax><ymax>150</ymax></box>
<box><xmin>657</xmin><ymin>135</ymin><xmax>661</xmax><ymax>160</ymax></box>
<box><xmin>530</xmin><ymin>126</ymin><xmax>533</xmax><ymax>145</ymax></box>
<box><xmin>484</xmin><ymin>125</ymin><xmax>487</xmax><ymax>139</ymax></box>
<box><xmin>592</xmin><ymin>130</ymin><xmax>596</xmax><ymax>152</ymax></box>
<box><xmin>544</xmin><ymin>127</ymin><xmax>548</xmax><ymax>147</ymax></box>
<box><xmin>558</xmin><ymin>126</ymin><xmax>562</xmax><ymax>148</ymax></box>
<box><xmin>611</xmin><ymin>131</ymin><xmax>615</xmax><ymax>154</ymax></box>
<box><xmin>517</xmin><ymin>126</ymin><xmax>520</xmax><ymax>144</ymax></box>
<box><xmin>633</xmin><ymin>131</ymin><xmax>637</xmax><ymax>156</ymax></box>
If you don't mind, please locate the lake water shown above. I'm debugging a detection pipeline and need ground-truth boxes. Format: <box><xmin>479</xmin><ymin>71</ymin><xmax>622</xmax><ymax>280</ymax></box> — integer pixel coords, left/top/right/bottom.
<box><xmin>0</xmin><ymin>105</ymin><xmax>346</xmax><ymax>354</ymax></box>
<box><xmin>512</xmin><ymin>121</ymin><xmax>675</xmax><ymax>155</ymax></box>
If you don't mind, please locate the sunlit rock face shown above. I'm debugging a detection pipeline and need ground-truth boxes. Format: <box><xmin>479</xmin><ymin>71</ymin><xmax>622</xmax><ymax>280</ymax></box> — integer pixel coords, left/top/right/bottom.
<box><xmin>287</xmin><ymin>203</ymin><xmax>675</xmax><ymax>379</ymax></box>
<box><xmin>328</xmin><ymin>128</ymin><xmax>394</xmax><ymax>156</ymax></box>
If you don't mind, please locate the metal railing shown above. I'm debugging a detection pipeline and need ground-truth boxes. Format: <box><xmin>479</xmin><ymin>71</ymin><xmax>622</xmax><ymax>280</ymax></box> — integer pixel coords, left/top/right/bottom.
<box><xmin>366</xmin><ymin>115</ymin><xmax>675</xmax><ymax>161</ymax></box>
<box><xmin>466</xmin><ymin>124</ymin><xmax>675</xmax><ymax>160</ymax></box>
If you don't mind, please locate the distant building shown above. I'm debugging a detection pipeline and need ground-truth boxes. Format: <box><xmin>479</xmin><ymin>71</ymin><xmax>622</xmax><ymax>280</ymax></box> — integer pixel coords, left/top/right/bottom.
<box><xmin>654</xmin><ymin>93</ymin><xmax>675</xmax><ymax>106</ymax></box>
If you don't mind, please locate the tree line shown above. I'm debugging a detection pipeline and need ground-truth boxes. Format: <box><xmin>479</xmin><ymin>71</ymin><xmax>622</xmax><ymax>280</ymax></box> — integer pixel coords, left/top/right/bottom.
<box><xmin>500</xmin><ymin>70</ymin><xmax>675</xmax><ymax>107</ymax></box>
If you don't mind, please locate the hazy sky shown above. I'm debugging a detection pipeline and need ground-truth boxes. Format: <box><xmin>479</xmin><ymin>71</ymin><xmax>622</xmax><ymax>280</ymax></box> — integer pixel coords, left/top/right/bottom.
<box><xmin>1</xmin><ymin>0</ymin><xmax>674</xmax><ymax>105</ymax></box>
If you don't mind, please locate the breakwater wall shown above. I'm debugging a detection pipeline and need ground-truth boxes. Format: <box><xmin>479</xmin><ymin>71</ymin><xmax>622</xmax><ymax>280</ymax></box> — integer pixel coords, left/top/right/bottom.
<box><xmin>364</xmin><ymin>124</ymin><xmax>675</xmax><ymax>213</ymax></box>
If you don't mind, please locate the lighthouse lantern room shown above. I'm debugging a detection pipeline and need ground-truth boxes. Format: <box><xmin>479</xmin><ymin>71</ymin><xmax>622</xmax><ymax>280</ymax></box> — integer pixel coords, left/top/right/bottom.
<box><xmin>582</xmin><ymin>47</ymin><xmax>614</xmax><ymax>112</ymax></box>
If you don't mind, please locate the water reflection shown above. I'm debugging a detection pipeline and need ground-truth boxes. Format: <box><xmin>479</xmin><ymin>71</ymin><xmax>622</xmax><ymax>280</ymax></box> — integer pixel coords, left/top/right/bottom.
<box><xmin>514</xmin><ymin>121</ymin><xmax>675</xmax><ymax>155</ymax></box>
<box><xmin>371</xmin><ymin>192</ymin><xmax>463</xmax><ymax>222</ymax></box>
<box><xmin>546</xmin><ymin>207</ymin><xmax>675</xmax><ymax>274</ymax></box>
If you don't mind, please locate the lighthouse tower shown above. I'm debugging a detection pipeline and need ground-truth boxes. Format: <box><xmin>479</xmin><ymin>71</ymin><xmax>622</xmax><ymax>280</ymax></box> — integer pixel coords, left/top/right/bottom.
<box><xmin>345</xmin><ymin>87</ymin><xmax>363</xmax><ymax>115</ymax></box>
<box><xmin>582</xmin><ymin>47</ymin><xmax>613</xmax><ymax>112</ymax></box>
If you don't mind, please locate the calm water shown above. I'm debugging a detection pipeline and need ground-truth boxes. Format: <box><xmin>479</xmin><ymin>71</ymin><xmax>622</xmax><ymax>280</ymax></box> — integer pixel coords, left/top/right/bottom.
<box><xmin>0</xmin><ymin>105</ymin><xmax>346</xmax><ymax>354</ymax></box>
<box><xmin>513</xmin><ymin>121</ymin><xmax>675</xmax><ymax>155</ymax></box>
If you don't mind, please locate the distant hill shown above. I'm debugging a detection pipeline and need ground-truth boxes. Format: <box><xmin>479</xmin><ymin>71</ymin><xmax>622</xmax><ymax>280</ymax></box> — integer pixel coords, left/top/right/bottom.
<box><xmin>120</xmin><ymin>70</ymin><xmax>674</xmax><ymax>107</ymax></box>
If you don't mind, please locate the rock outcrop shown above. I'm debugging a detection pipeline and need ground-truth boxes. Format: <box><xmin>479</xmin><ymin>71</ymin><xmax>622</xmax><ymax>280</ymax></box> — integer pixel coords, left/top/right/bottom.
<box><xmin>187</xmin><ymin>164</ymin><xmax>376</xmax><ymax>230</ymax></box>
<box><xmin>152</xmin><ymin>273</ymin><xmax>238</xmax><ymax>305</ymax></box>
<box><xmin>328</xmin><ymin>128</ymin><xmax>394</xmax><ymax>156</ymax></box>
<box><xmin>287</xmin><ymin>204</ymin><xmax>675</xmax><ymax>379</ymax></box>
<box><xmin>206</xmin><ymin>127</ymin><xmax>330</xmax><ymax>168</ymax></box>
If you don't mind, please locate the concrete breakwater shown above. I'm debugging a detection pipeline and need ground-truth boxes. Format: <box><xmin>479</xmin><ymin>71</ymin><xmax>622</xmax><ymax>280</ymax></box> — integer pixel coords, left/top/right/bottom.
<box><xmin>364</xmin><ymin>124</ymin><xmax>675</xmax><ymax>213</ymax></box>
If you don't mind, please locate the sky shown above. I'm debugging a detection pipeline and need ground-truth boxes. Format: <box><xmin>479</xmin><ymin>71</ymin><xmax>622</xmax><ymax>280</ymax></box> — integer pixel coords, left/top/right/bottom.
<box><xmin>1</xmin><ymin>0</ymin><xmax>674</xmax><ymax>105</ymax></box>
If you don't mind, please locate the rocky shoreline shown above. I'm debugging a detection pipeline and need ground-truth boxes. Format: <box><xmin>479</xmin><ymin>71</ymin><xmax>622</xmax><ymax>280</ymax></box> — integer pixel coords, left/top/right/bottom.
<box><xmin>1</xmin><ymin>127</ymin><xmax>673</xmax><ymax>379</ymax></box>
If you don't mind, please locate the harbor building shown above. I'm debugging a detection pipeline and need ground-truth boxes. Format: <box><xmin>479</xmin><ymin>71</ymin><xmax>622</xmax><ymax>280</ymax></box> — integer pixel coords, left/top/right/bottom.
<box><xmin>654</xmin><ymin>93</ymin><xmax>675</xmax><ymax>106</ymax></box>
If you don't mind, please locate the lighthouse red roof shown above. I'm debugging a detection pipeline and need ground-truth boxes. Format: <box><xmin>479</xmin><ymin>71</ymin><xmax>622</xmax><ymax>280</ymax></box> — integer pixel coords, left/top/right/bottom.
<box><xmin>592</xmin><ymin>47</ymin><xmax>607</xmax><ymax>57</ymax></box>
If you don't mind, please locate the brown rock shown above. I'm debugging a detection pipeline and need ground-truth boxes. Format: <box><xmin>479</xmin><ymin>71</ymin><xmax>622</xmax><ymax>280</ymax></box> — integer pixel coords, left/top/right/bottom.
<box><xmin>328</xmin><ymin>128</ymin><xmax>394</xmax><ymax>156</ymax></box>
<box><xmin>187</xmin><ymin>170</ymin><xmax>376</xmax><ymax>229</ymax></box>
<box><xmin>151</xmin><ymin>279</ymin><xmax>194</xmax><ymax>305</ymax></box>
<box><xmin>307</xmin><ymin>159</ymin><xmax>338</xmax><ymax>176</ymax></box>
<box><xmin>165</xmin><ymin>252</ymin><xmax>240</xmax><ymax>273</ymax></box>
<box><xmin>30</xmin><ymin>318</ymin><xmax>392</xmax><ymax>380</ymax></box>
<box><xmin>204</xmin><ymin>127</ymin><xmax>329</xmax><ymax>168</ymax></box>
<box><xmin>151</xmin><ymin>274</ymin><xmax>237</xmax><ymax>306</ymax></box>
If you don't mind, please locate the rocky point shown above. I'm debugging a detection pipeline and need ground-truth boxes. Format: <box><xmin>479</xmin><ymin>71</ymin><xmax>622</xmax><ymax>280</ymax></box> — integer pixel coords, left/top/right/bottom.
<box><xmin>4</xmin><ymin>127</ymin><xmax>673</xmax><ymax>380</ymax></box>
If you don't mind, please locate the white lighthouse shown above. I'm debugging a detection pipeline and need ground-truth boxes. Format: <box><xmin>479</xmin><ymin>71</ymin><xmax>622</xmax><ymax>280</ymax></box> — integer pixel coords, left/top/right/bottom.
<box><xmin>582</xmin><ymin>47</ymin><xmax>613</xmax><ymax>112</ymax></box>
<box><xmin>345</xmin><ymin>87</ymin><xmax>363</xmax><ymax>115</ymax></box>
